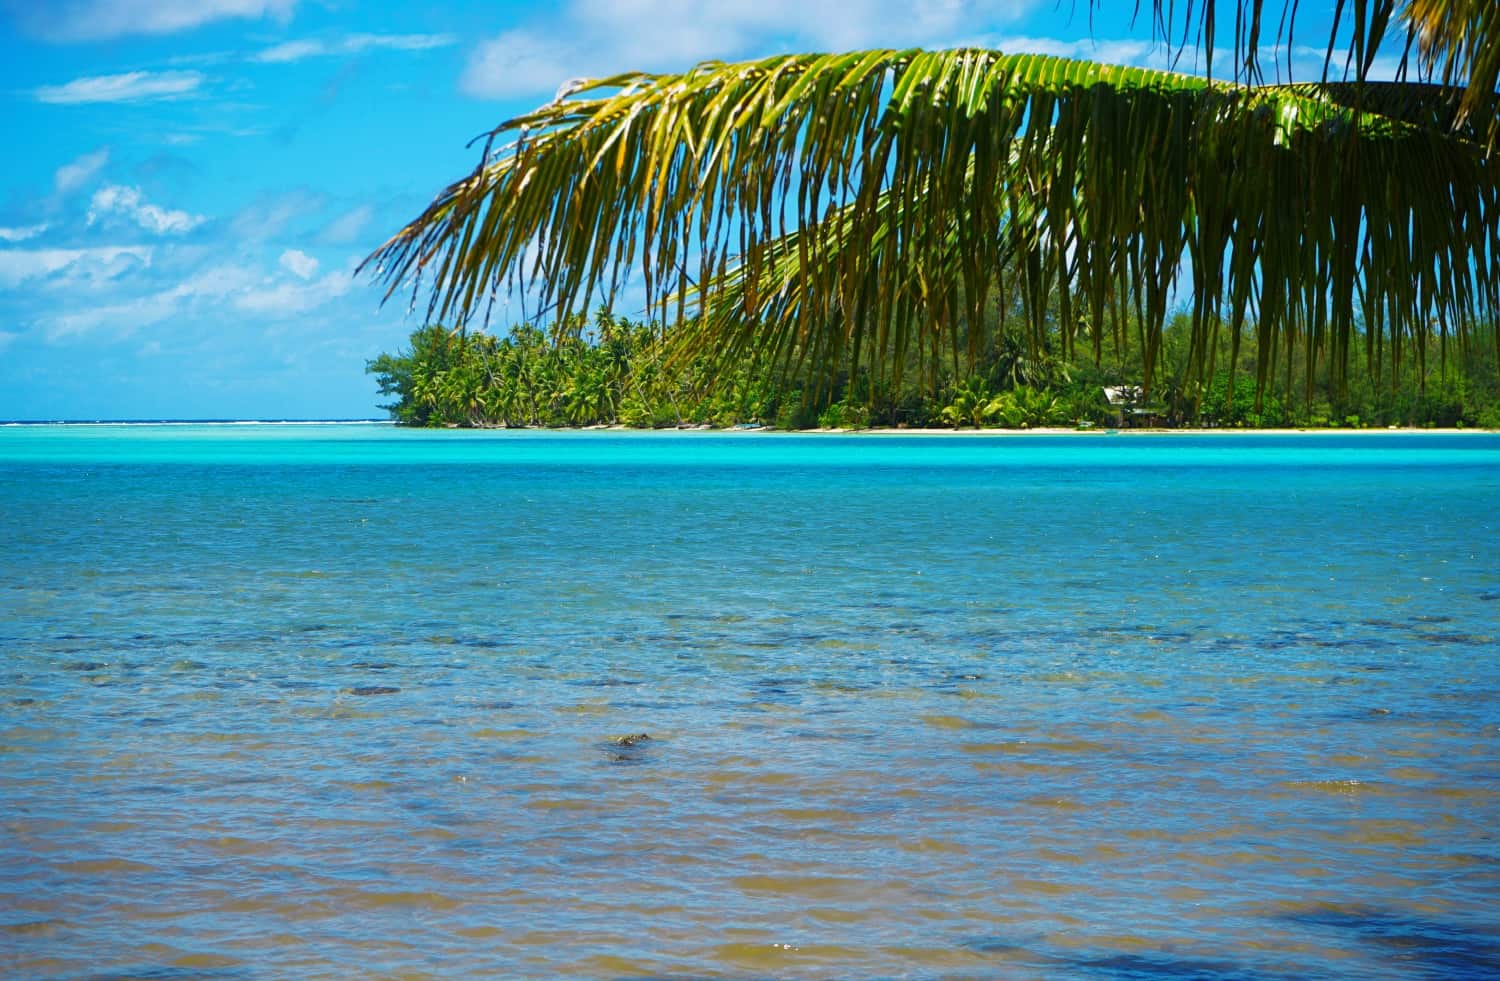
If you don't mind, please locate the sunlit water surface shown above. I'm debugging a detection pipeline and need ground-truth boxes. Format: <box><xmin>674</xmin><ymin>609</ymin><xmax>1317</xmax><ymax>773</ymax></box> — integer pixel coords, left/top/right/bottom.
<box><xmin>2</xmin><ymin>425</ymin><xmax>1498</xmax><ymax>979</ymax></box>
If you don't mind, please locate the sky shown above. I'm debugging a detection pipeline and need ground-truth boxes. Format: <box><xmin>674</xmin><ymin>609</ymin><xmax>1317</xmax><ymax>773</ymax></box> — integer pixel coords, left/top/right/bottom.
<box><xmin>0</xmin><ymin>0</ymin><xmax>1357</xmax><ymax>420</ymax></box>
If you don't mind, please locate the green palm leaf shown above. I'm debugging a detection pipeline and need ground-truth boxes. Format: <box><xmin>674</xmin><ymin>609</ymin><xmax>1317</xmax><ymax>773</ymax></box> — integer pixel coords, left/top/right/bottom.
<box><xmin>365</xmin><ymin>49</ymin><xmax>1497</xmax><ymax>399</ymax></box>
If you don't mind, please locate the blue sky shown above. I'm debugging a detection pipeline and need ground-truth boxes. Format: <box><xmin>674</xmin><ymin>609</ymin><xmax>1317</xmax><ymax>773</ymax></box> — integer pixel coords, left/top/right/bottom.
<box><xmin>0</xmin><ymin>0</ymin><xmax>1355</xmax><ymax>420</ymax></box>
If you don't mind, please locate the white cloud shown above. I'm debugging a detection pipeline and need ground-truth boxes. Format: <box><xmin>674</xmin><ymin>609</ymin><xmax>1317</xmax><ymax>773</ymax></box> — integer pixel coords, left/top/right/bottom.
<box><xmin>45</xmin><ymin>292</ymin><xmax>180</xmax><ymax>340</ymax></box>
<box><xmin>0</xmin><ymin>246</ymin><xmax>152</xmax><ymax>289</ymax></box>
<box><xmin>462</xmin><ymin>0</ymin><xmax>1041</xmax><ymax>98</ymax></box>
<box><xmin>463</xmin><ymin>30</ymin><xmax>585</xmax><ymax>100</ymax></box>
<box><xmin>253</xmin><ymin>39</ymin><xmax>323</xmax><ymax>63</ymax></box>
<box><xmin>0</xmin><ymin>331</ymin><xmax>16</xmax><ymax>353</ymax></box>
<box><xmin>0</xmin><ymin>224</ymin><xmax>49</xmax><ymax>243</ymax></box>
<box><xmin>344</xmin><ymin>32</ymin><xmax>456</xmax><ymax>55</ymax></box>
<box><xmin>317</xmin><ymin>204</ymin><xmax>374</xmax><ymax>244</ymax></box>
<box><xmin>235</xmin><ymin>267</ymin><xmax>353</xmax><ymax>316</ymax></box>
<box><xmin>36</xmin><ymin>70</ymin><xmax>204</xmax><ymax>105</ymax></box>
<box><xmin>252</xmin><ymin>32</ymin><xmax>456</xmax><ymax>64</ymax></box>
<box><xmin>88</xmin><ymin>185</ymin><xmax>205</xmax><ymax>235</ymax></box>
<box><xmin>279</xmin><ymin>248</ymin><xmax>319</xmax><ymax>279</ymax></box>
<box><xmin>982</xmin><ymin>34</ymin><xmax>1172</xmax><ymax>69</ymax></box>
<box><xmin>40</xmin><ymin>263</ymin><xmax>256</xmax><ymax>340</ymax></box>
<box><xmin>55</xmin><ymin>149</ymin><xmax>111</xmax><ymax>196</ymax></box>
<box><xmin>12</xmin><ymin>0</ymin><xmax>299</xmax><ymax>42</ymax></box>
<box><xmin>33</xmin><ymin>254</ymin><xmax>359</xmax><ymax>341</ymax></box>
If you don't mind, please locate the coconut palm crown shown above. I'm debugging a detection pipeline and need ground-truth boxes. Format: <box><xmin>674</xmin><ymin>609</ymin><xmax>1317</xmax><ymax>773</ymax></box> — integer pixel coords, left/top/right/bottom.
<box><xmin>365</xmin><ymin>3</ymin><xmax>1498</xmax><ymax>402</ymax></box>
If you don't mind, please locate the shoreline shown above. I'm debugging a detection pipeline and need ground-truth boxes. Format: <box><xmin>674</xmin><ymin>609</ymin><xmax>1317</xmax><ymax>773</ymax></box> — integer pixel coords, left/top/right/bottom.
<box><xmin>590</xmin><ymin>424</ymin><xmax>1494</xmax><ymax>436</ymax></box>
<box><xmin>835</xmin><ymin>426</ymin><xmax>1492</xmax><ymax>436</ymax></box>
<box><xmin>1</xmin><ymin>420</ymin><xmax>1491</xmax><ymax>435</ymax></box>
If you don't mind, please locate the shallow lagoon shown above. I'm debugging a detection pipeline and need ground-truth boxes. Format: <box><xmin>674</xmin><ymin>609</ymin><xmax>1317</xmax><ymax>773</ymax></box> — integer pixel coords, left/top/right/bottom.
<box><xmin>2</xmin><ymin>426</ymin><xmax>1498</xmax><ymax>978</ymax></box>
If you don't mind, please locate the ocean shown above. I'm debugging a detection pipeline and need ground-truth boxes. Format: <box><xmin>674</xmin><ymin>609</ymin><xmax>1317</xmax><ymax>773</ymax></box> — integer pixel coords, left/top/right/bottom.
<box><xmin>2</xmin><ymin>424</ymin><xmax>1497</xmax><ymax>978</ymax></box>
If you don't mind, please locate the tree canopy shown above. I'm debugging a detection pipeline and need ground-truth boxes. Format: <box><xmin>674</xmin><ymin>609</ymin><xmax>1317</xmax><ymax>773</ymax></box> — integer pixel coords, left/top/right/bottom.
<box><xmin>364</xmin><ymin>2</ymin><xmax>1498</xmax><ymax>404</ymax></box>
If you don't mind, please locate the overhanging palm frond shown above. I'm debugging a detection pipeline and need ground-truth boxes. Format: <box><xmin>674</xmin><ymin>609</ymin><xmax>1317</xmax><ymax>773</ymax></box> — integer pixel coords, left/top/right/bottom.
<box><xmin>1104</xmin><ymin>1</ymin><xmax>1499</xmax><ymax>151</ymax></box>
<box><xmin>1273</xmin><ymin>80</ymin><xmax>1494</xmax><ymax>140</ymax></box>
<box><xmin>364</xmin><ymin>49</ymin><xmax>1498</xmax><ymax>398</ymax></box>
<box><xmin>1404</xmin><ymin>0</ymin><xmax>1500</xmax><ymax>144</ymax></box>
<box><xmin>1104</xmin><ymin>2</ymin><xmax>1496</xmax><ymax>109</ymax></box>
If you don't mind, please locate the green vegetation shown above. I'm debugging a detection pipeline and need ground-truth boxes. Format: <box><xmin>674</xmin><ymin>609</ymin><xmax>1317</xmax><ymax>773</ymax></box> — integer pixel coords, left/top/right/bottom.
<box><xmin>369</xmin><ymin>316</ymin><xmax>781</xmax><ymax>428</ymax></box>
<box><xmin>364</xmin><ymin>5</ymin><xmax>1498</xmax><ymax>424</ymax></box>
<box><xmin>370</xmin><ymin>309</ymin><xmax>1500</xmax><ymax>429</ymax></box>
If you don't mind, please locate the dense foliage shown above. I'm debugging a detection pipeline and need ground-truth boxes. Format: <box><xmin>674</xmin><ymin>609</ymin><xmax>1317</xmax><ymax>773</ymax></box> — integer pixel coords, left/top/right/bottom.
<box><xmin>364</xmin><ymin>4</ymin><xmax>1498</xmax><ymax>426</ymax></box>
<box><xmin>370</xmin><ymin>311</ymin><xmax>1500</xmax><ymax>429</ymax></box>
<box><xmin>365</xmin><ymin>48</ymin><xmax>1497</xmax><ymax>412</ymax></box>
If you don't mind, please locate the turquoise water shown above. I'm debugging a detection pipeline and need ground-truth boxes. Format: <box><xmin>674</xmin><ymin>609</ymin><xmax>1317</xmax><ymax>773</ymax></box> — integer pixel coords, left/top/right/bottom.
<box><xmin>2</xmin><ymin>425</ymin><xmax>1498</xmax><ymax>978</ymax></box>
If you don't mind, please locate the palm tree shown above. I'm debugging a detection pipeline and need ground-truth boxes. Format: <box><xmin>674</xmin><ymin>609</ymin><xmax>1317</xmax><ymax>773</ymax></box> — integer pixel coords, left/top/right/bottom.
<box><xmin>364</xmin><ymin>3</ymin><xmax>1497</xmax><ymax>406</ymax></box>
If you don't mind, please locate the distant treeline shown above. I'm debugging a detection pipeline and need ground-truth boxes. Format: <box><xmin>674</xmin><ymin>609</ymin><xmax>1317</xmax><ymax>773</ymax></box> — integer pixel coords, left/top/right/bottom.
<box><xmin>368</xmin><ymin>311</ymin><xmax>1500</xmax><ymax>430</ymax></box>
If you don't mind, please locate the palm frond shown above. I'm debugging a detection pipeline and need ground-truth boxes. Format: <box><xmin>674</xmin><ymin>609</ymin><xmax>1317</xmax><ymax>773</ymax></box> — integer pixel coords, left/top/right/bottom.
<box><xmin>1404</xmin><ymin>0</ymin><xmax>1500</xmax><ymax>142</ymax></box>
<box><xmin>1103</xmin><ymin>1</ymin><xmax>1497</xmax><ymax>146</ymax></box>
<box><xmin>364</xmin><ymin>49</ymin><xmax>1498</xmax><ymax>399</ymax></box>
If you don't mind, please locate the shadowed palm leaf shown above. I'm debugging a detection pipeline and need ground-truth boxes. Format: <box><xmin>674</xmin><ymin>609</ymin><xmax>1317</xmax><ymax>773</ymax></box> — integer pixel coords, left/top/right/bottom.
<box><xmin>1109</xmin><ymin>0</ymin><xmax>1496</xmax><ymax>146</ymax></box>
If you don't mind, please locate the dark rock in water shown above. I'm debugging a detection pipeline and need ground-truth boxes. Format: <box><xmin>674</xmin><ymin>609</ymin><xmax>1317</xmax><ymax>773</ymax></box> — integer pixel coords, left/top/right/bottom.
<box><xmin>62</xmin><ymin>661</ymin><xmax>106</xmax><ymax>672</ymax></box>
<box><xmin>600</xmin><ymin>733</ymin><xmax>655</xmax><ymax>763</ymax></box>
<box><xmin>349</xmin><ymin>685</ymin><xmax>401</xmax><ymax>696</ymax></box>
<box><xmin>606</xmin><ymin>733</ymin><xmax>654</xmax><ymax>765</ymax></box>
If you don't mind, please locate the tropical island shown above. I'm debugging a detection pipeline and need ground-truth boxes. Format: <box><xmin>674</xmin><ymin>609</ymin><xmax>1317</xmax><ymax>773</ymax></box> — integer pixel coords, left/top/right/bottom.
<box><xmin>368</xmin><ymin>312</ymin><xmax>1500</xmax><ymax>430</ymax></box>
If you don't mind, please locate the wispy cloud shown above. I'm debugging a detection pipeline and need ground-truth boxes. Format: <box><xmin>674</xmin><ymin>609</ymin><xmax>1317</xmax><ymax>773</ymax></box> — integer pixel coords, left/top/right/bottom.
<box><xmin>55</xmin><ymin>149</ymin><xmax>111</xmax><ymax>196</ymax></box>
<box><xmin>236</xmin><ymin>266</ymin><xmax>353</xmax><ymax>316</ymax></box>
<box><xmin>42</xmin><ymin>263</ymin><xmax>254</xmax><ymax>339</ymax></box>
<box><xmin>252</xmin><ymin>32</ymin><xmax>457</xmax><ymax>64</ymax></box>
<box><xmin>252</xmin><ymin>39</ymin><xmax>322</xmax><ymax>64</ymax></box>
<box><xmin>978</xmin><ymin>34</ymin><xmax>1176</xmax><ymax>69</ymax></box>
<box><xmin>44</xmin><ymin>292</ymin><xmax>180</xmax><ymax>341</ymax></box>
<box><xmin>88</xmin><ymin>185</ymin><xmax>205</xmax><ymax>235</ymax></box>
<box><xmin>464</xmin><ymin>31</ymin><xmax>589</xmax><ymax>101</ymax></box>
<box><xmin>0</xmin><ymin>245</ymin><xmax>152</xmax><ymax>289</ymax></box>
<box><xmin>0</xmin><ymin>224</ymin><xmax>50</xmax><ymax>243</ymax></box>
<box><xmin>36</xmin><ymin>254</ymin><xmax>358</xmax><ymax>341</ymax></box>
<box><xmin>10</xmin><ymin>0</ymin><xmax>299</xmax><ymax>42</ymax></box>
<box><xmin>317</xmin><ymin>204</ymin><xmax>374</xmax><ymax>245</ymax></box>
<box><xmin>229</xmin><ymin>189</ymin><xmax>327</xmax><ymax>241</ymax></box>
<box><xmin>278</xmin><ymin>248</ymin><xmax>319</xmax><ymax>279</ymax></box>
<box><xmin>462</xmin><ymin>0</ymin><xmax>1042</xmax><ymax>98</ymax></box>
<box><xmin>36</xmin><ymin>70</ymin><xmax>204</xmax><ymax>105</ymax></box>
